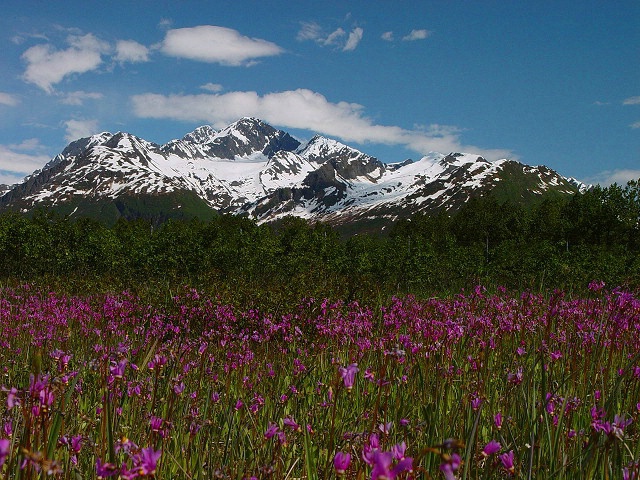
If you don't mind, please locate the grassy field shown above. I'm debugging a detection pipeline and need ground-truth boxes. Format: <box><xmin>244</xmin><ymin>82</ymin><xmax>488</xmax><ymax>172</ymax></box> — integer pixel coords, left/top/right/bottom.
<box><xmin>0</xmin><ymin>283</ymin><xmax>639</xmax><ymax>479</ymax></box>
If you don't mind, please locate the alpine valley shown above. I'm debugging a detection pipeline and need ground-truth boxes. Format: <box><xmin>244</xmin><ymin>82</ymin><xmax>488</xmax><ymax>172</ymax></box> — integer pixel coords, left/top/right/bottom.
<box><xmin>0</xmin><ymin>117</ymin><xmax>585</xmax><ymax>232</ymax></box>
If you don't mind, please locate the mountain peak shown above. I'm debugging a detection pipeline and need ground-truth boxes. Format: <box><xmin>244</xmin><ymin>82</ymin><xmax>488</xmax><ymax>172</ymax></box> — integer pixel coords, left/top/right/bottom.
<box><xmin>442</xmin><ymin>153</ymin><xmax>489</xmax><ymax>165</ymax></box>
<box><xmin>182</xmin><ymin>125</ymin><xmax>217</xmax><ymax>144</ymax></box>
<box><xmin>298</xmin><ymin>135</ymin><xmax>369</xmax><ymax>163</ymax></box>
<box><xmin>209</xmin><ymin>118</ymin><xmax>300</xmax><ymax>159</ymax></box>
<box><xmin>0</xmin><ymin>118</ymin><xmax>584</xmax><ymax>231</ymax></box>
<box><xmin>233</xmin><ymin>116</ymin><xmax>264</xmax><ymax>127</ymax></box>
<box><xmin>60</xmin><ymin>132</ymin><xmax>113</xmax><ymax>157</ymax></box>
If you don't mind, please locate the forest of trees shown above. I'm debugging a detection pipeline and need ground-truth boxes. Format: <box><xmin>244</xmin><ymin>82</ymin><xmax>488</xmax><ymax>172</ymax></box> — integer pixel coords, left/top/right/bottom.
<box><xmin>0</xmin><ymin>180</ymin><xmax>639</xmax><ymax>305</ymax></box>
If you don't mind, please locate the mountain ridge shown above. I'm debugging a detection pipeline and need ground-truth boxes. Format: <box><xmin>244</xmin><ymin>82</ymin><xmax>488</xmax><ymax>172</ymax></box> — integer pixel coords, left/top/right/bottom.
<box><xmin>0</xmin><ymin>117</ymin><xmax>584</xmax><ymax>229</ymax></box>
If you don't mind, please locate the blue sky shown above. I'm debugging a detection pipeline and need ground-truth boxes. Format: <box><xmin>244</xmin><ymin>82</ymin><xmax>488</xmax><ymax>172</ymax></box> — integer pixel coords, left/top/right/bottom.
<box><xmin>0</xmin><ymin>0</ymin><xmax>638</xmax><ymax>186</ymax></box>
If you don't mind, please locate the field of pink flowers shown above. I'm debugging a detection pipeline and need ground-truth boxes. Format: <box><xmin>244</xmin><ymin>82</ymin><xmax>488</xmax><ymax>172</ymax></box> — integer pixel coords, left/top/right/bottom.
<box><xmin>0</xmin><ymin>282</ymin><xmax>639</xmax><ymax>479</ymax></box>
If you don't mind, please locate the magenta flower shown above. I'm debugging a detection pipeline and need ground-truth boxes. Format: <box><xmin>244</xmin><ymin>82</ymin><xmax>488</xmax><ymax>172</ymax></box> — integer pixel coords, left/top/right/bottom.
<box><xmin>71</xmin><ymin>434</ymin><xmax>83</xmax><ymax>453</ymax></box>
<box><xmin>334</xmin><ymin>451</ymin><xmax>351</xmax><ymax>475</ymax></box>
<box><xmin>264</xmin><ymin>422</ymin><xmax>279</xmax><ymax>439</ymax></box>
<box><xmin>499</xmin><ymin>450</ymin><xmax>515</xmax><ymax>475</ymax></box>
<box><xmin>482</xmin><ymin>439</ymin><xmax>501</xmax><ymax>456</ymax></box>
<box><xmin>147</xmin><ymin>354</ymin><xmax>167</xmax><ymax>370</ymax></box>
<box><xmin>494</xmin><ymin>412</ymin><xmax>503</xmax><ymax>430</ymax></box>
<box><xmin>507</xmin><ymin>368</ymin><xmax>523</xmax><ymax>385</ymax></box>
<box><xmin>363</xmin><ymin>434</ymin><xmax>381</xmax><ymax>465</ymax></box>
<box><xmin>109</xmin><ymin>359</ymin><xmax>127</xmax><ymax>379</ymax></box>
<box><xmin>439</xmin><ymin>453</ymin><xmax>461</xmax><ymax>480</ymax></box>
<box><xmin>391</xmin><ymin>441</ymin><xmax>407</xmax><ymax>460</ymax></box>
<box><xmin>96</xmin><ymin>458</ymin><xmax>119</xmax><ymax>478</ymax></box>
<box><xmin>364</xmin><ymin>368</ymin><xmax>375</xmax><ymax>382</ymax></box>
<box><xmin>550</xmin><ymin>351</ymin><xmax>562</xmax><ymax>362</ymax></box>
<box><xmin>138</xmin><ymin>447</ymin><xmax>161</xmax><ymax>475</ymax></box>
<box><xmin>149</xmin><ymin>416</ymin><xmax>163</xmax><ymax>432</ymax></box>
<box><xmin>370</xmin><ymin>450</ymin><xmax>413</xmax><ymax>480</ymax></box>
<box><xmin>3</xmin><ymin>421</ymin><xmax>12</xmax><ymax>438</ymax></box>
<box><xmin>173</xmin><ymin>382</ymin><xmax>185</xmax><ymax>395</ymax></box>
<box><xmin>371</xmin><ymin>451</ymin><xmax>394</xmax><ymax>479</ymax></box>
<box><xmin>0</xmin><ymin>439</ymin><xmax>10</xmax><ymax>468</ymax></box>
<box><xmin>6</xmin><ymin>388</ymin><xmax>18</xmax><ymax>409</ymax></box>
<box><xmin>115</xmin><ymin>437</ymin><xmax>138</xmax><ymax>455</ymax></box>
<box><xmin>378</xmin><ymin>421</ymin><xmax>393</xmax><ymax>435</ymax></box>
<box><xmin>339</xmin><ymin>363</ymin><xmax>359</xmax><ymax>391</ymax></box>
<box><xmin>283</xmin><ymin>417</ymin><xmax>301</xmax><ymax>432</ymax></box>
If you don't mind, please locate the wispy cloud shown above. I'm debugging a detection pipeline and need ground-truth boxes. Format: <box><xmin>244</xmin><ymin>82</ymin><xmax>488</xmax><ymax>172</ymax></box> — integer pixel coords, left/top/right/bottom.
<box><xmin>297</xmin><ymin>22</ymin><xmax>324</xmax><ymax>42</ymax></box>
<box><xmin>626</xmin><ymin>97</ymin><xmax>640</xmax><ymax>128</ymax></box>
<box><xmin>402</xmin><ymin>29</ymin><xmax>432</xmax><ymax>41</ymax></box>
<box><xmin>115</xmin><ymin>40</ymin><xmax>150</xmax><ymax>63</ymax></box>
<box><xmin>8</xmin><ymin>138</ymin><xmax>46</xmax><ymax>152</ymax></box>
<box><xmin>160</xmin><ymin>26</ymin><xmax>283</xmax><ymax>66</ymax></box>
<box><xmin>158</xmin><ymin>18</ymin><xmax>173</xmax><ymax>30</ymax></box>
<box><xmin>324</xmin><ymin>28</ymin><xmax>346</xmax><ymax>46</ymax></box>
<box><xmin>21</xmin><ymin>33</ymin><xmax>110</xmax><ymax>93</ymax></box>
<box><xmin>58</xmin><ymin>90</ymin><xmax>104</xmax><ymax>106</ymax></box>
<box><xmin>297</xmin><ymin>22</ymin><xmax>364</xmax><ymax>51</ymax></box>
<box><xmin>0</xmin><ymin>92</ymin><xmax>19</xmax><ymax>106</ymax></box>
<box><xmin>343</xmin><ymin>28</ymin><xmax>364</xmax><ymax>52</ymax></box>
<box><xmin>586</xmin><ymin>169</ymin><xmax>640</xmax><ymax>186</ymax></box>
<box><xmin>63</xmin><ymin>118</ymin><xmax>100</xmax><ymax>142</ymax></box>
<box><xmin>200</xmin><ymin>83</ymin><xmax>224</xmax><ymax>93</ymax></box>
<box><xmin>11</xmin><ymin>32</ymin><xmax>50</xmax><ymax>46</ymax></box>
<box><xmin>381</xmin><ymin>31</ymin><xmax>394</xmax><ymax>42</ymax></box>
<box><xmin>131</xmin><ymin>89</ymin><xmax>512</xmax><ymax>160</ymax></box>
<box><xmin>0</xmin><ymin>141</ymin><xmax>51</xmax><ymax>183</ymax></box>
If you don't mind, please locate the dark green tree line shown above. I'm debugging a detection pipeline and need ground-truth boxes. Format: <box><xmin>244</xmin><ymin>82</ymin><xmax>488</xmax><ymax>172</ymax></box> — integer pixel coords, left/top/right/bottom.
<box><xmin>0</xmin><ymin>179</ymin><xmax>638</xmax><ymax>302</ymax></box>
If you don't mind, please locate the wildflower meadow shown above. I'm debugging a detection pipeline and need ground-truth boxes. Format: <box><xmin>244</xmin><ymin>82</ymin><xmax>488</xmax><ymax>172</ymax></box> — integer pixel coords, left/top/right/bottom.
<box><xmin>0</xmin><ymin>281</ymin><xmax>639</xmax><ymax>479</ymax></box>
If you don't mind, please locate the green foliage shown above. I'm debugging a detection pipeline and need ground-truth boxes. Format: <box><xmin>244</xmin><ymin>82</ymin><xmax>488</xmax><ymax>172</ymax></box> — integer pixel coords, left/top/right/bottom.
<box><xmin>0</xmin><ymin>179</ymin><xmax>639</xmax><ymax>301</ymax></box>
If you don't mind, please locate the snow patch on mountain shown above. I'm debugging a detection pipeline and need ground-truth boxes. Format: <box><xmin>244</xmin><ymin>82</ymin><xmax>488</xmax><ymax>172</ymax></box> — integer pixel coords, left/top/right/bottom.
<box><xmin>0</xmin><ymin>118</ymin><xmax>586</xmax><ymax>226</ymax></box>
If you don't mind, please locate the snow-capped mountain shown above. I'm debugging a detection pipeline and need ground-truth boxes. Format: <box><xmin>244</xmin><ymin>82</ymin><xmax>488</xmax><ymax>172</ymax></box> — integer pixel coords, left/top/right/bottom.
<box><xmin>0</xmin><ymin>117</ymin><xmax>583</xmax><ymax>228</ymax></box>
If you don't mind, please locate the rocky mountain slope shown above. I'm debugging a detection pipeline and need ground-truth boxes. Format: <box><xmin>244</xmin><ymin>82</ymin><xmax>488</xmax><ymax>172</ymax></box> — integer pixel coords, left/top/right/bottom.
<box><xmin>0</xmin><ymin>117</ymin><xmax>583</xmax><ymax>229</ymax></box>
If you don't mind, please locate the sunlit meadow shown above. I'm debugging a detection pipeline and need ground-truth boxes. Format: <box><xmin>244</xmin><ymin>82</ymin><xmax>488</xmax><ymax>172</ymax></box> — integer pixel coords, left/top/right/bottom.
<box><xmin>1</xmin><ymin>282</ymin><xmax>639</xmax><ymax>479</ymax></box>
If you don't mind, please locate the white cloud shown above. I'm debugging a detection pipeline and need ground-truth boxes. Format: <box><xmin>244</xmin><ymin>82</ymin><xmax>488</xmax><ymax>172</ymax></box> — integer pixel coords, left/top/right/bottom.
<box><xmin>623</xmin><ymin>96</ymin><xmax>640</xmax><ymax>105</ymax></box>
<box><xmin>22</xmin><ymin>34</ymin><xmax>110</xmax><ymax>93</ymax></box>
<box><xmin>402</xmin><ymin>29</ymin><xmax>432</xmax><ymax>41</ymax></box>
<box><xmin>0</xmin><ymin>144</ymin><xmax>50</xmax><ymax>183</ymax></box>
<box><xmin>160</xmin><ymin>26</ymin><xmax>283</xmax><ymax>66</ymax></box>
<box><xmin>587</xmin><ymin>169</ymin><xmax>640</xmax><ymax>186</ymax></box>
<box><xmin>343</xmin><ymin>28</ymin><xmax>364</xmax><ymax>52</ymax></box>
<box><xmin>59</xmin><ymin>90</ymin><xmax>104</xmax><ymax>106</ymax></box>
<box><xmin>131</xmin><ymin>88</ymin><xmax>512</xmax><ymax>160</ymax></box>
<box><xmin>324</xmin><ymin>28</ymin><xmax>346</xmax><ymax>46</ymax></box>
<box><xmin>8</xmin><ymin>138</ymin><xmax>46</xmax><ymax>152</ymax></box>
<box><xmin>64</xmin><ymin>119</ymin><xmax>100</xmax><ymax>142</ymax></box>
<box><xmin>200</xmin><ymin>83</ymin><xmax>224</xmax><ymax>93</ymax></box>
<box><xmin>11</xmin><ymin>32</ymin><xmax>49</xmax><ymax>46</ymax></box>
<box><xmin>0</xmin><ymin>92</ymin><xmax>19</xmax><ymax>106</ymax></box>
<box><xmin>381</xmin><ymin>31</ymin><xmax>394</xmax><ymax>42</ymax></box>
<box><xmin>158</xmin><ymin>18</ymin><xmax>173</xmax><ymax>30</ymax></box>
<box><xmin>631</xmin><ymin>121</ymin><xmax>640</xmax><ymax>129</ymax></box>
<box><xmin>115</xmin><ymin>40</ymin><xmax>150</xmax><ymax>63</ymax></box>
<box><xmin>297</xmin><ymin>22</ymin><xmax>363</xmax><ymax>51</ymax></box>
<box><xmin>297</xmin><ymin>22</ymin><xmax>323</xmax><ymax>42</ymax></box>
